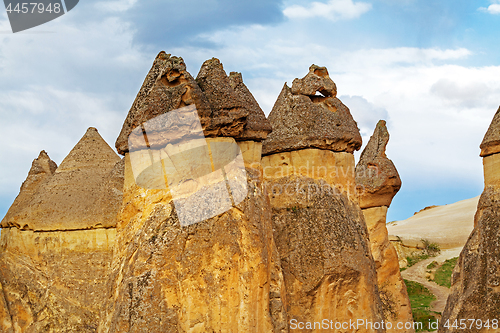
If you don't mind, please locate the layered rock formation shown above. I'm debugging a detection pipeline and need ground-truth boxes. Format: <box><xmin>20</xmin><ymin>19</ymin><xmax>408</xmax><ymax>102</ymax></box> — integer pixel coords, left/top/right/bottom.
<box><xmin>439</xmin><ymin>107</ymin><xmax>500</xmax><ymax>333</ymax></box>
<box><xmin>0</xmin><ymin>128</ymin><xmax>123</xmax><ymax>332</ymax></box>
<box><xmin>355</xmin><ymin>120</ymin><xmax>413</xmax><ymax>331</ymax></box>
<box><xmin>262</xmin><ymin>66</ymin><xmax>385</xmax><ymax>332</ymax></box>
<box><xmin>99</xmin><ymin>54</ymin><xmax>288</xmax><ymax>333</ymax></box>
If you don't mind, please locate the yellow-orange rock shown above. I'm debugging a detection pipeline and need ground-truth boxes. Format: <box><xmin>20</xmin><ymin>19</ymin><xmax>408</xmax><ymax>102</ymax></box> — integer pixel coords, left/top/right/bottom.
<box><xmin>99</xmin><ymin>57</ymin><xmax>288</xmax><ymax>333</ymax></box>
<box><xmin>262</xmin><ymin>66</ymin><xmax>385</xmax><ymax>333</ymax></box>
<box><xmin>355</xmin><ymin>121</ymin><xmax>413</xmax><ymax>332</ymax></box>
<box><xmin>0</xmin><ymin>128</ymin><xmax>123</xmax><ymax>332</ymax></box>
<box><xmin>363</xmin><ymin>207</ymin><xmax>413</xmax><ymax>331</ymax></box>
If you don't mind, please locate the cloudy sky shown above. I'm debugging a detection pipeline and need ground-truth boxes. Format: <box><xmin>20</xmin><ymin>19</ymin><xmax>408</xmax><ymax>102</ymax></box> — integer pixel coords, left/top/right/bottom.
<box><xmin>1</xmin><ymin>0</ymin><xmax>499</xmax><ymax>222</ymax></box>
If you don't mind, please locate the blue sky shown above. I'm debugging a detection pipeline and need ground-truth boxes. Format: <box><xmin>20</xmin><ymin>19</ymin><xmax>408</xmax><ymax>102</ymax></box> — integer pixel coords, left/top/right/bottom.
<box><xmin>1</xmin><ymin>0</ymin><xmax>499</xmax><ymax>222</ymax></box>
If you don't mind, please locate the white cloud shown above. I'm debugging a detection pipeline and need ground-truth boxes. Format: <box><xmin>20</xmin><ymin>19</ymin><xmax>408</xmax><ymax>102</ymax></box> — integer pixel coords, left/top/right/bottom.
<box><xmin>283</xmin><ymin>0</ymin><xmax>372</xmax><ymax>21</ymax></box>
<box><xmin>478</xmin><ymin>3</ymin><xmax>500</xmax><ymax>14</ymax></box>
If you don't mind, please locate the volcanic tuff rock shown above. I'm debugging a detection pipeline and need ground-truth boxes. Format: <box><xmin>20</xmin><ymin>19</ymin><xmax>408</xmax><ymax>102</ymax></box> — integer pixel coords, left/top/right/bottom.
<box><xmin>439</xmin><ymin>107</ymin><xmax>500</xmax><ymax>333</ymax></box>
<box><xmin>1</xmin><ymin>150</ymin><xmax>57</xmax><ymax>228</ymax></box>
<box><xmin>480</xmin><ymin>106</ymin><xmax>500</xmax><ymax>157</ymax></box>
<box><xmin>116</xmin><ymin>54</ymin><xmax>272</xmax><ymax>155</ymax></box>
<box><xmin>355</xmin><ymin>121</ymin><xmax>413</xmax><ymax>332</ymax></box>
<box><xmin>356</xmin><ymin>120</ymin><xmax>402</xmax><ymax>209</ymax></box>
<box><xmin>262</xmin><ymin>65</ymin><xmax>362</xmax><ymax>156</ymax></box>
<box><xmin>115</xmin><ymin>52</ymin><xmax>214</xmax><ymax>154</ymax></box>
<box><xmin>99</xmin><ymin>55</ymin><xmax>288</xmax><ymax>333</ymax></box>
<box><xmin>262</xmin><ymin>66</ymin><xmax>386</xmax><ymax>332</ymax></box>
<box><xmin>0</xmin><ymin>128</ymin><xmax>123</xmax><ymax>332</ymax></box>
<box><xmin>2</xmin><ymin>127</ymin><xmax>122</xmax><ymax>231</ymax></box>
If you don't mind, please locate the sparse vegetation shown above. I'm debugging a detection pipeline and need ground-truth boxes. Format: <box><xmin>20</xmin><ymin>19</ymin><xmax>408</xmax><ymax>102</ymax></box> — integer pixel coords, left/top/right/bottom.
<box><xmin>434</xmin><ymin>257</ymin><xmax>459</xmax><ymax>288</ymax></box>
<box><xmin>427</xmin><ymin>261</ymin><xmax>438</xmax><ymax>270</ymax></box>
<box><xmin>422</xmin><ymin>239</ymin><xmax>441</xmax><ymax>256</ymax></box>
<box><xmin>404</xmin><ymin>279</ymin><xmax>440</xmax><ymax>332</ymax></box>
<box><xmin>406</xmin><ymin>253</ymin><xmax>429</xmax><ymax>267</ymax></box>
<box><xmin>405</xmin><ymin>239</ymin><xmax>441</xmax><ymax>267</ymax></box>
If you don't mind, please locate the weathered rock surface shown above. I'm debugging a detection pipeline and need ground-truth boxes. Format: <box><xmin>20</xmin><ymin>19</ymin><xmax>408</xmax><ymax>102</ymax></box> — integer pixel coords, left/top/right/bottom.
<box><xmin>356</xmin><ymin>120</ymin><xmax>401</xmax><ymax>209</ymax></box>
<box><xmin>195</xmin><ymin>58</ymin><xmax>248</xmax><ymax>138</ymax></box>
<box><xmin>263</xmin><ymin>67</ymin><xmax>386</xmax><ymax>332</ymax></box>
<box><xmin>0</xmin><ymin>128</ymin><xmax>124</xmax><ymax>332</ymax></box>
<box><xmin>1</xmin><ymin>151</ymin><xmax>57</xmax><ymax>228</ymax></box>
<box><xmin>0</xmin><ymin>227</ymin><xmax>116</xmax><ymax>333</ymax></box>
<box><xmin>480</xmin><ymin>106</ymin><xmax>500</xmax><ymax>157</ymax></box>
<box><xmin>262</xmin><ymin>65</ymin><xmax>362</xmax><ymax>156</ymax></box>
<box><xmin>262</xmin><ymin>149</ymin><xmax>357</xmax><ymax>202</ymax></box>
<box><xmin>2</xmin><ymin>128</ymin><xmax>122</xmax><ymax>231</ymax></box>
<box><xmin>229</xmin><ymin>71</ymin><xmax>272</xmax><ymax>141</ymax></box>
<box><xmin>99</xmin><ymin>57</ymin><xmax>288</xmax><ymax>333</ymax></box>
<box><xmin>439</xmin><ymin>108</ymin><xmax>500</xmax><ymax>333</ymax></box>
<box><xmin>355</xmin><ymin>120</ymin><xmax>413</xmax><ymax>332</ymax></box>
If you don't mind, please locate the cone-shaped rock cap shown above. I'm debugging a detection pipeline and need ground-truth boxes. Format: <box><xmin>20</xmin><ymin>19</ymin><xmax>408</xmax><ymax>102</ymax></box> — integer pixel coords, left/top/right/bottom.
<box><xmin>115</xmin><ymin>52</ymin><xmax>213</xmax><ymax>155</ymax></box>
<box><xmin>195</xmin><ymin>58</ymin><xmax>248</xmax><ymax>138</ymax></box>
<box><xmin>480</xmin><ymin>106</ymin><xmax>500</xmax><ymax>157</ymax></box>
<box><xmin>262</xmin><ymin>65</ymin><xmax>361</xmax><ymax>155</ymax></box>
<box><xmin>1</xmin><ymin>151</ymin><xmax>57</xmax><ymax>227</ymax></box>
<box><xmin>3</xmin><ymin>128</ymin><xmax>123</xmax><ymax>231</ymax></box>
<box><xmin>229</xmin><ymin>72</ymin><xmax>272</xmax><ymax>141</ymax></box>
<box><xmin>355</xmin><ymin>120</ymin><xmax>401</xmax><ymax>209</ymax></box>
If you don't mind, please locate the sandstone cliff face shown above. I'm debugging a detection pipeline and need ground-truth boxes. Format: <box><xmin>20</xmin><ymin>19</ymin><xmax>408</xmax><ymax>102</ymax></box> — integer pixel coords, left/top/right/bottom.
<box><xmin>262</xmin><ymin>66</ymin><xmax>385</xmax><ymax>332</ymax></box>
<box><xmin>439</xmin><ymin>107</ymin><xmax>500</xmax><ymax>333</ymax></box>
<box><xmin>0</xmin><ymin>128</ymin><xmax>123</xmax><ymax>332</ymax></box>
<box><xmin>355</xmin><ymin>120</ymin><xmax>413</xmax><ymax>332</ymax></box>
<box><xmin>99</xmin><ymin>55</ymin><xmax>288</xmax><ymax>333</ymax></box>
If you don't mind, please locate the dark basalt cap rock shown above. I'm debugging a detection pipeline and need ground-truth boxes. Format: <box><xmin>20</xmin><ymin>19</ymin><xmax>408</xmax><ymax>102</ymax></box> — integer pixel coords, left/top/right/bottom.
<box><xmin>1</xmin><ymin>150</ymin><xmax>57</xmax><ymax>227</ymax></box>
<box><xmin>355</xmin><ymin>120</ymin><xmax>401</xmax><ymax>209</ymax></box>
<box><xmin>3</xmin><ymin>128</ymin><xmax>123</xmax><ymax>231</ymax></box>
<box><xmin>229</xmin><ymin>72</ymin><xmax>272</xmax><ymax>141</ymax></box>
<box><xmin>262</xmin><ymin>65</ymin><xmax>362</xmax><ymax>156</ymax></box>
<box><xmin>480</xmin><ymin>106</ymin><xmax>500</xmax><ymax>157</ymax></box>
<box><xmin>195</xmin><ymin>58</ymin><xmax>248</xmax><ymax>138</ymax></box>
<box><xmin>115</xmin><ymin>52</ymin><xmax>213</xmax><ymax>155</ymax></box>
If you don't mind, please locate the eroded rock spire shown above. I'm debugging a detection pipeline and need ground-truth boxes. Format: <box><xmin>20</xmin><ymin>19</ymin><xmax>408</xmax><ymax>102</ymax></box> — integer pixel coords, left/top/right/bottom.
<box><xmin>1</xmin><ymin>150</ymin><xmax>57</xmax><ymax>228</ymax></box>
<box><xmin>262</xmin><ymin>64</ymin><xmax>362</xmax><ymax>156</ymax></box>
<box><xmin>3</xmin><ymin>127</ymin><xmax>121</xmax><ymax>231</ymax></box>
<box><xmin>355</xmin><ymin>120</ymin><xmax>413</xmax><ymax>332</ymax></box>
<box><xmin>356</xmin><ymin>120</ymin><xmax>402</xmax><ymax>209</ymax></box>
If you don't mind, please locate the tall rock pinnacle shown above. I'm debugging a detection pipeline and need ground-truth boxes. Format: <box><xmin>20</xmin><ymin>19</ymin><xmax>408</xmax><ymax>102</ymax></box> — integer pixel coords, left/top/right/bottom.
<box><xmin>262</xmin><ymin>66</ymin><xmax>385</xmax><ymax>329</ymax></box>
<box><xmin>0</xmin><ymin>127</ymin><xmax>122</xmax><ymax>332</ymax></box>
<box><xmin>100</xmin><ymin>55</ymin><xmax>287</xmax><ymax>333</ymax></box>
<box><xmin>1</xmin><ymin>150</ymin><xmax>57</xmax><ymax>227</ymax></box>
<box><xmin>355</xmin><ymin>120</ymin><xmax>413</xmax><ymax>332</ymax></box>
<box><xmin>2</xmin><ymin>127</ymin><xmax>121</xmax><ymax>231</ymax></box>
<box><xmin>356</xmin><ymin>120</ymin><xmax>402</xmax><ymax>209</ymax></box>
<box><xmin>262</xmin><ymin>64</ymin><xmax>362</xmax><ymax>156</ymax></box>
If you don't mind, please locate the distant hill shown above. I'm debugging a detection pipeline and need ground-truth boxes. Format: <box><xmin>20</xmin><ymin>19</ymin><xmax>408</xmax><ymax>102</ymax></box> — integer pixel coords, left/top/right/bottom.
<box><xmin>387</xmin><ymin>196</ymin><xmax>479</xmax><ymax>249</ymax></box>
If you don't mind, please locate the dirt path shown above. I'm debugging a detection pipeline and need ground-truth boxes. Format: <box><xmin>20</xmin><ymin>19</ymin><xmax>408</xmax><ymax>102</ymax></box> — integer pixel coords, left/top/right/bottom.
<box><xmin>401</xmin><ymin>247</ymin><xmax>462</xmax><ymax>313</ymax></box>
